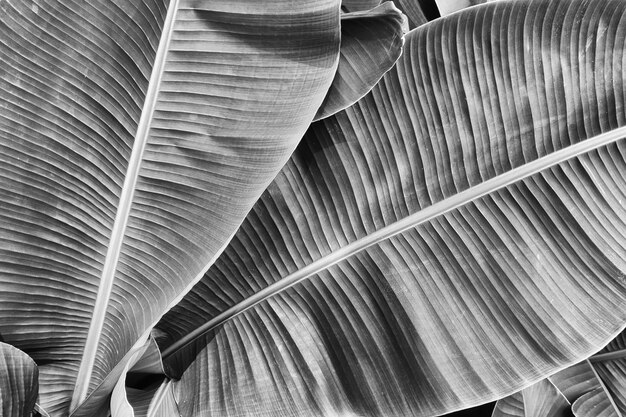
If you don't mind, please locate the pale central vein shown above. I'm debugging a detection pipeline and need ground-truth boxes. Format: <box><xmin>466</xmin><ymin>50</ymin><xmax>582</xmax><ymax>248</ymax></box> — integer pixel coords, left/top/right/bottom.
<box><xmin>590</xmin><ymin>348</ymin><xmax>626</xmax><ymax>363</ymax></box>
<box><xmin>70</xmin><ymin>0</ymin><xmax>180</xmax><ymax>408</ymax></box>
<box><xmin>163</xmin><ymin>126</ymin><xmax>626</xmax><ymax>358</ymax></box>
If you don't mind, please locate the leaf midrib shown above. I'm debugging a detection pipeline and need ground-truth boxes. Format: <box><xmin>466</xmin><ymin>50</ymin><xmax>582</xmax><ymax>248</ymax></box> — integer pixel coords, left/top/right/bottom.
<box><xmin>70</xmin><ymin>0</ymin><xmax>181</xmax><ymax>409</ymax></box>
<box><xmin>590</xmin><ymin>348</ymin><xmax>626</xmax><ymax>363</ymax></box>
<box><xmin>162</xmin><ymin>126</ymin><xmax>626</xmax><ymax>358</ymax></box>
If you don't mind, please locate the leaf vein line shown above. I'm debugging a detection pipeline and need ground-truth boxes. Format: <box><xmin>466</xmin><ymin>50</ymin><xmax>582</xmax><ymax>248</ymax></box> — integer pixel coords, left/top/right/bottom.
<box><xmin>71</xmin><ymin>0</ymin><xmax>181</xmax><ymax>408</ymax></box>
<box><xmin>163</xmin><ymin>126</ymin><xmax>626</xmax><ymax>358</ymax></box>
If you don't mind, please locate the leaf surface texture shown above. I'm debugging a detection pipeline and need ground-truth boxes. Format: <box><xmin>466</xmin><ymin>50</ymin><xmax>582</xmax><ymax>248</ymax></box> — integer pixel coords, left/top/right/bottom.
<box><xmin>0</xmin><ymin>0</ymin><xmax>342</xmax><ymax>414</ymax></box>
<box><xmin>156</xmin><ymin>0</ymin><xmax>626</xmax><ymax>415</ymax></box>
<box><xmin>0</xmin><ymin>342</ymin><xmax>38</xmax><ymax>417</ymax></box>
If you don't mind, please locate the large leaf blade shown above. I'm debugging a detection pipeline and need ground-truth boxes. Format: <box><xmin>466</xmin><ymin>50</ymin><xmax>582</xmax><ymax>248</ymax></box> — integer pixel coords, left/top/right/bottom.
<box><xmin>1</xmin><ymin>0</ymin><xmax>344</xmax><ymax>414</ymax></box>
<box><xmin>1</xmin><ymin>2</ymin><xmax>169</xmax><ymax>411</ymax></box>
<box><xmin>156</xmin><ymin>0</ymin><xmax>626</xmax><ymax>415</ymax></box>
<box><xmin>82</xmin><ymin>1</ymin><xmax>341</xmax><ymax>408</ymax></box>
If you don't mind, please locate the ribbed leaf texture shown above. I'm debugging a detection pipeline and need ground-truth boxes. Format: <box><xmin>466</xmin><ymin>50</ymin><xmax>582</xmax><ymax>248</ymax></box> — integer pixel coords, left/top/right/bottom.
<box><xmin>0</xmin><ymin>0</ymin><xmax>359</xmax><ymax>414</ymax></box>
<box><xmin>314</xmin><ymin>2</ymin><xmax>408</xmax><ymax>121</ymax></box>
<box><xmin>491</xmin><ymin>380</ymin><xmax>570</xmax><ymax>417</ymax></box>
<box><xmin>572</xmin><ymin>388</ymin><xmax>619</xmax><ymax>417</ymax></box>
<box><xmin>0</xmin><ymin>342</ymin><xmax>38</xmax><ymax>417</ymax></box>
<box><xmin>495</xmin><ymin>330</ymin><xmax>626</xmax><ymax>417</ymax></box>
<box><xmin>153</xmin><ymin>0</ymin><xmax>626</xmax><ymax>415</ymax></box>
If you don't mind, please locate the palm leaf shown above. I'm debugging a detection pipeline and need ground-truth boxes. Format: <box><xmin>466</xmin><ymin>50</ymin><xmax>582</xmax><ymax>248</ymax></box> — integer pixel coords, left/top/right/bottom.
<box><xmin>152</xmin><ymin>0</ymin><xmax>626</xmax><ymax>415</ymax></box>
<box><xmin>0</xmin><ymin>0</ymin><xmax>407</xmax><ymax>414</ymax></box>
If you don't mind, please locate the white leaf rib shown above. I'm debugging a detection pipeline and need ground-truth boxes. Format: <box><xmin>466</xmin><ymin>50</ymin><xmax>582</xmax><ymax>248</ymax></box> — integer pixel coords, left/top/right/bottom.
<box><xmin>163</xmin><ymin>126</ymin><xmax>626</xmax><ymax>358</ymax></box>
<box><xmin>70</xmin><ymin>0</ymin><xmax>181</xmax><ymax>409</ymax></box>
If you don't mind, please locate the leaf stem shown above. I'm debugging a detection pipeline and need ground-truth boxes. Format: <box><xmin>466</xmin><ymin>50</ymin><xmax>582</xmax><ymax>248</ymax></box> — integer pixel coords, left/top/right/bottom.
<box><xmin>70</xmin><ymin>0</ymin><xmax>181</xmax><ymax>409</ymax></box>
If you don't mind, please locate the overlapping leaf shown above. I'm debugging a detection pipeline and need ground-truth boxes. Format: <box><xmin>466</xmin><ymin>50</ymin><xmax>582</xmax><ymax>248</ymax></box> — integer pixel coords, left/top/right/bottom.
<box><xmin>0</xmin><ymin>342</ymin><xmax>38</xmax><ymax>417</ymax></box>
<box><xmin>494</xmin><ymin>331</ymin><xmax>626</xmax><ymax>417</ymax></box>
<box><xmin>491</xmin><ymin>379</ymin><xmax>570</xmax><ymax>417</ymax></box>
<box><xmin>110</xmin><ymin>337</ymin><xmax>178</xmax><ymax>417</ymax></box>
<box><xmin>314</xmin><ymin>2</ymin><xmax>408</xmax><ymax>121</ymax></box>
<box><xmin>1</xmin><ymin>0</ymin><xmax>355</xmax><ymax>414</ymax></box>
<box><xmin>152</xmin><ymin>0</ymin><xmax>626</xmax><ymax>415</ymax></box>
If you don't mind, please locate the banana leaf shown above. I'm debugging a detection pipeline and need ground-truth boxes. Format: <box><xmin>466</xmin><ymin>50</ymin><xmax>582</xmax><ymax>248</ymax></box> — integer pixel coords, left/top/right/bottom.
<box><xmin>494</xmin><ymin>330</ymin><xmax>626</xmax><ymax>417</ymax></box>
<box><xmin>151</xmin><ymin>0</ymin><xmax>626</xmax><ymax>415</ymax></box>
<box><xmin>0</xmin><ymin>0</ymin><xmax>405</xmax><ymax>414</ymax></box>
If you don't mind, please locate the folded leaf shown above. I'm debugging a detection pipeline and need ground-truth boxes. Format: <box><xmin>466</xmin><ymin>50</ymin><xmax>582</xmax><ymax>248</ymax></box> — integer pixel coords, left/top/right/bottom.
<box><xmin>549</xmin><ymin>361</ymin><xmax>598</xmax><ymax>404</ymax></box>
<box><xmin>155</xmin><ymin>0</ymin><xmax>626</xmax><ymax>415</ymax></box>
<box><xmin>572</xmin><ymin>388</ymin><xmax>619</xmax><ymax>417</ymax></box>
<box><xmin>314</xmin><ymin>2</ymin><xmax>408</xmax><ymax>121</ymax></box>
<box><xmin>491</xmin><ymin>392</ymin><xmax>524</xmax><ymax>417</ymax></box>
<box><xmin>492</xmin><ymin>379</ymin><xmax>570</xmax><ymax>417</ymax></box>
<box><xmin>342</xmin><ymin>0</ymin><xmax>430</xmax><ymax>29</ymax></box>
<box><xmin>0</xmin><ymin>342</ymin><xmax>38</xmax><ymax>417</ymax></box>
<box><xmin>394</xmin><ymin>0</ymin><xmax>429</xmax><ymax>28</ymax></box>
<box><xmin>111</xmin><ymin>341</ymin><xmax>155</xmax><ymax>417</ymax></box>
<box><xmin>110</xmin><ymin>337</ymin><xmax>178</xmax><ymax>417</ymax></box>
<box><xmin>124</xmin><ymin>382</ymin><xmax>179</xmax><ymax>417</ymax></box>
<box><xmin>496</xmin><ymin>330</ymin><xmax>626</xmax><ymax>417</ymax></box>
<box><xmin>0</xmin><ymin>0</ymin><xmax>342</xmax><ymax>414</ymax></box>
<box><xmin>590</xmin><ymin>334</ymin><xmax>626</xmax><ymax>415</ymax></box>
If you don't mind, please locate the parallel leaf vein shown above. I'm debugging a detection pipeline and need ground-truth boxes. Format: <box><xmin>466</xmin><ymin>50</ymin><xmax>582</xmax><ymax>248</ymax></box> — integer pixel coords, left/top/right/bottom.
<box><xmin>163</xmin><ymin>126</ymin><xmax>626</xmax><ymax>358</ymax></box>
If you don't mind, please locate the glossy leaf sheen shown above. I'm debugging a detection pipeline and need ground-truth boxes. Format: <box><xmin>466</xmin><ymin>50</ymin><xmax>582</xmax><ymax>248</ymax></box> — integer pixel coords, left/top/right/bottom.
<box><xmin>156</xmin><ymin>0</ymin><xmax>626</xmax><ymax>416</ymax></box>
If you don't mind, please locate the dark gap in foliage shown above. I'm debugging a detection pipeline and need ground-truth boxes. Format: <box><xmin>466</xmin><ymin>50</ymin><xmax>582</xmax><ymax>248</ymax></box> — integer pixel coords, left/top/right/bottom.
<box><xmin>417</xmin><ymin>0</ymin><xmax>440</xmax><ymax>20</ymax></box>
<box><xmin>125</xmin><ymin>373</ymin><xmax>166</xmax><ymax>390</ymax></box>
<box><xmin>443</xmin><ymin>402</ymin><xmax>495</xmax><ymax>416</ymax></box>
